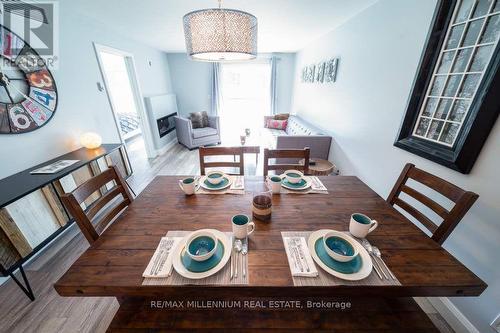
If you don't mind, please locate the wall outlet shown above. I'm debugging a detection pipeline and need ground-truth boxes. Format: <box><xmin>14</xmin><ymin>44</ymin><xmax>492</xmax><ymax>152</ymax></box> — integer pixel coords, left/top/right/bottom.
<box><xmin>491</xmin><ymin>313</ymin><xmax>500</xmax><ymax>333</ymax></box>
<box><xmin>96</xmin><ymin>82</ymin><xmax>105</xmax><ymax>92</ymax></box>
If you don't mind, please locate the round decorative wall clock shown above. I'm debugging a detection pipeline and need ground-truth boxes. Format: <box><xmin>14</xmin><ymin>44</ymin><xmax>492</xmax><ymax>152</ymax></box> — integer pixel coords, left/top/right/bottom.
<box><xmin>0</xmin><ymin>25</ymin><xmax>58</xmax><ymax>134</ymax></box>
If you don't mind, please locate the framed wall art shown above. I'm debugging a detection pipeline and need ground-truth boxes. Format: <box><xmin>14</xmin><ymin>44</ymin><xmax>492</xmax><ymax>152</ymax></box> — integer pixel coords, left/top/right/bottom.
<box><xmin>325</xmin><ymin>58</ymin><xmax>339</xmax><ymax>83</ymax></box>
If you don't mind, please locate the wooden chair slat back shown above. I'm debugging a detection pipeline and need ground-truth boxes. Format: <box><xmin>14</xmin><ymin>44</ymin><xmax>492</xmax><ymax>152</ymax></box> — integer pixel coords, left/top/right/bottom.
<box><xmin>61</xmin><ymin>166</ymin><xmax>134</xmax><ymax>244</ymax></box>
<box><xmin>387</xmin><ymin>163</ymin><xmax>478</xmax><ymax>244</ymax></box>
<box><xmin>263</xmin><ymin>148</ymin><xmax>310</xmax><ymax>176</ymax></box>
<box><xmin>71</xmin><ymin>168</ymin><xmax>117</xmax><ymax>203</ymax></box>
<box><xmin>199</xmin><ymin>146</ymin><xmax>245</xmax><ymax>175</ymax></box>
<box><xmin>407</xmin><ymin>167</ymin><xmax>465</xmax><ymax>202</ymax></box>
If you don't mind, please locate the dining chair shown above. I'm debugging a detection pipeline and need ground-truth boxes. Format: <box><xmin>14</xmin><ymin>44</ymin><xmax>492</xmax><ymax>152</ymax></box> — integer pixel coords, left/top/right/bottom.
<box><xmin>61</xmin><ymin>165</ymin><xmax>134</xmax><ymax>244</ymax></box>
<box><xmin>387</xmin><ymin>163</ymin><xmax>478</xmax><ymax>245</ymax></box>
<box><xmin>263</xmin><ymin>147</ymin><xmax>310</xmax><ymax>176</ymax></box>
<box><xmin>199</xmin><ymin>146</ymin><xmax>245</xmax><ymax>175</ymax></box>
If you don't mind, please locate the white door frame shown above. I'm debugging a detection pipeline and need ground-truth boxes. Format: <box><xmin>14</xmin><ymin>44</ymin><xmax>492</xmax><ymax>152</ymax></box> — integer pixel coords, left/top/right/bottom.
<box><xmin>93</xmin><ymin>43</ymin><xmax>157</xmax><ymax>159</ymax></box>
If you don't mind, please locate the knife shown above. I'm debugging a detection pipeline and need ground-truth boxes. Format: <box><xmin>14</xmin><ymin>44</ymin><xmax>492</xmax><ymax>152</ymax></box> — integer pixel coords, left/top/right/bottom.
<box><xmin>230</xmin><ymin>236</ymin><xmax>234</xmax><ymax>279</ymax></box>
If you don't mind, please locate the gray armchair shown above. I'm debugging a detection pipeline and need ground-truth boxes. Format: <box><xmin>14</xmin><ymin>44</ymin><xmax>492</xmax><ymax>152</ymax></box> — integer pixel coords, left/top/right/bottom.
<box><xmin>174</xmin><ymin>115</ymin><xmax>221</xmax><ymax>150</ymax></box>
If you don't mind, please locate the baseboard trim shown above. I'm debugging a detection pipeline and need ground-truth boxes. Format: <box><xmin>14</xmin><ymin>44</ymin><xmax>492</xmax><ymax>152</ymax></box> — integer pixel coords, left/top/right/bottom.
<box><xmin>427</xmin><ymin>297</ymin><xmax>479</xmax><ymax>333</ymax></box>
<box><xmin>155</xmin><ymin>138</ymin><xmax>178</xmax><ymax>156</ymax></box>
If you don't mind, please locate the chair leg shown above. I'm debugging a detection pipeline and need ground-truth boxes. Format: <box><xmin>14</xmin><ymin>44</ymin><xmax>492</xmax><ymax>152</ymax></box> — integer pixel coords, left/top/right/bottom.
<box><xmin>10</xmin><ymin>266</ymin><xmax>35</xmax><ymax>301</ymax></box>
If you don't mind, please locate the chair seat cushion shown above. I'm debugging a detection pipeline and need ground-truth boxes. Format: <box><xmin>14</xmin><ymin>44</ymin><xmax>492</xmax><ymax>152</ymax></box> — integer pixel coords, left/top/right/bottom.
<box><xmin>192</xmin><ymin>127</ymin><xmax>218</xmax><ymax>139</ymax></box>
<box><xmin>286</xmin><ymin>115</ymin><xmax>323</xmax><ymax>136</ymax></box>
<box><xmin>261</xmin><ymin>128</ymin><xmax>286</xmax><ymax>149</ymax></box>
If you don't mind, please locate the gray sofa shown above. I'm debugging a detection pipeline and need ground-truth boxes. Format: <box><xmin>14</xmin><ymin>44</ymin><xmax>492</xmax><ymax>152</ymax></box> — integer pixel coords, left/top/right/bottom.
<box><xmin>174</xmin><ymin>115</ymin><xmax>221</xmax><ymax>150</ymax></box>
<box><xmin>262</xmin><ymin>115</ymin><xmax>332</xmax><ymax>160</ymax></box>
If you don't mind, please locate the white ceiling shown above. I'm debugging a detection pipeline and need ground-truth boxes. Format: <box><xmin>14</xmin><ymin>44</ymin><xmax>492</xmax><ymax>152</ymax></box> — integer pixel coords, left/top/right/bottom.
<box><xmin>73</xmin><ymin>0</ymin><xmax>378</xmax><ymax>53</ymax></box>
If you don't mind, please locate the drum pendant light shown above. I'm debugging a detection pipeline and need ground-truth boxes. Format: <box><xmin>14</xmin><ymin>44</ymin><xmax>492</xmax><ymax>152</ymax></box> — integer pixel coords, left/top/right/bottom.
<box><xmin>183</xmin><ymin>0</ymin><xmax>258</xmax><ymax>62</ymax></box>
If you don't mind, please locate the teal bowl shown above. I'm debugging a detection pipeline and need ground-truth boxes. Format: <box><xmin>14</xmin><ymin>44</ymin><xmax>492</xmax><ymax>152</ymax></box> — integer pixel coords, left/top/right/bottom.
<box><xmin>186</xmin><ymin>231</ymin><xmax>218</xmax><ymax>262</ymax></box>
<box><xmin>323</xmin><ymin>231</ymin><xmax>359</xmax><ymax>262</ymax></box>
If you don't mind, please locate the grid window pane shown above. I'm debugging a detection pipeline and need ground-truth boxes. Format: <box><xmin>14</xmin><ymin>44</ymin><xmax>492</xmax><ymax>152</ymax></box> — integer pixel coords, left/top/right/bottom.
<box><xmin>439</xmin><ymin>123</ymin><xmax>461</xmax><ymax>144</ymax></box>
<box><xmin>434</xmin><ymin>99</ymin><xmax>453</xmax><ymax>119</ymax></box>
<box><xmin>422</xmin><ymin>98</ymin><xmax>438</xmax><ymax>116</ymax></box>
<box><xmin>472</xmin><ymin>0</ymin><xmax>493</xmax><ymax>18</ymax></box>
<box><xmin>480</xmin><ymin>14</ymin><xmax>500</xmax><ymax>43</ymax></box>
<box><xmin>437</xmin><ymin>51</ymin><xmax>456</xmax><ymax>73</ymax></box>
<box><xmin>462</xmin><ymin>19</ymin><xmax>485</xmax><ymax>46</ymax></box>
<box><xmin>448</xmin><ymin>100</ymin><xmax>470</xmax><ymax>121</ymax></box>
<box><xmin>470</xmin><ymin>45</ymin><xmax>494</xmax><ymax>71</ymax></box>
<box><xmin>412</xmin><ymin>1</ymin><xmax>499</xmax><ymax>147</ymax></box>
<box><xmin>446</xmin><ymin>24</ymin><xmax>465</xmax><ymax>49</ymax></box>
<box><xmin>458</xmin><ymin>73</ymin><xmax>481</xmax><ymax>97</ymax></box>
<box><xmin>415</xmin><ymin>118</ymin><xmax>431</xmax><ymax>136</ymax></box>
<box><xmin>442</xmin><ymin>75</ymin><xmax>463</xmax><ymax>96</ymax></box>
<box><xmin>430</xmin><ymin>76</ymin><xmax>446</xmax><ymax>95</ymax></box>
<box><xmin>426</xmin><ymin>120</ymin><xmax>445</xmax><ymax>140</ymax></box>
<box><xmin>452</xmin><ymin>48</ymin><xmax>473</xmax><ymax>72</ymax></box>
<box><xmin>455</xmin><ymin>0</ymin><xmax>475</xmax><ymax>23</ymax></box>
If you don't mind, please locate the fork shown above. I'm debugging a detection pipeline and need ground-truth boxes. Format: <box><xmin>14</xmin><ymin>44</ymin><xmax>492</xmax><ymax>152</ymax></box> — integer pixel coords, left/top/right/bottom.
<box><xmin>293</xmin><ymin>238</ymin><xmax>310</xmax><ymax>272</ymax></box>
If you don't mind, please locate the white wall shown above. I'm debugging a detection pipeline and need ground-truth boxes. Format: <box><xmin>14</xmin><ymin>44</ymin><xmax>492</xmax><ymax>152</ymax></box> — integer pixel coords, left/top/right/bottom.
<box><xmin>168</xmin><ymin>53</ymin><xmax>212</xmax><ymax>117</ymax></box>
<box><xmin>168</xmin><ymin>53</ymin><xmax>296</xmax><ymax>117</ymax></box>
<box><xmin>0</xmin><ymin>0</ymin><xmax>174</xmax><ymax>179</ymax></box>
<box><xmin>291</xmin><ymin>0</ymin><xmax>500</xmax><ymax>332</ymax></box>
<box><xmin>275</xmin><ymin>53</ymin><xmax>296</xmax><ymax>116</ymax></box>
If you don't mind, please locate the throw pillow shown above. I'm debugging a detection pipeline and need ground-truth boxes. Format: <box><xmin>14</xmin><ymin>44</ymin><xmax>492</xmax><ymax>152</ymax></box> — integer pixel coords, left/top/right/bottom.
<box><xmin>274</xmin><ymin>113</ymin><xmax>290</xmax><ymax>120</ymax></box>
<box><xmin>189</xmin><ymin>111</ymin><xmax>209</xmax><ymax>128</ymax></box>
<box><xmin>267</xmin><ymin>119</ymin><xmax>288</xmax><ymax>130</ymax></box>
<box><xmin>201</xmin><ymin>111</ymin><xmax>209</xmax><ymax>127</ymax></box>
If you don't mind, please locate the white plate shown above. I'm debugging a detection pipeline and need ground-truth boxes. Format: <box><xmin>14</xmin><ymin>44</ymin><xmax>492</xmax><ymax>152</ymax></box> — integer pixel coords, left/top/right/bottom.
<box><xmin>199</xmin><ymin>175</ymin><xmax>232</xmax><ymax>191</ymax></box>
<box><xmin>307</xmin><ymin>229</ymin><xmax>372</xmax><ymax>281</ymax></box>
<box><xmin>172</xmin><ymin>229</ymin><xmax>231</xmax><ymax>279</ymax></box>
<box><xmin>280</xmin><ymin>175</ymin><xmax>312</xmax><ymax>191</ymax></box>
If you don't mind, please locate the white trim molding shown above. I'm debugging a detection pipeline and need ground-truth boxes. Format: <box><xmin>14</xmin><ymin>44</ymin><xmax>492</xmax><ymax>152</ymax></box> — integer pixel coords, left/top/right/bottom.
<box><xmin>155</xmin><ymin>138</ymin><xmax>178</xmax><ymax>156</ymax></box>
<box><xmin>93</xmin><ymin>43</ymin><xmax>158</xmax><ymax>159</ymax></box>
<box><xmin>427</xmin><ymin>297</ymin><xmax>480</xmax><ymax>333</ymax></box>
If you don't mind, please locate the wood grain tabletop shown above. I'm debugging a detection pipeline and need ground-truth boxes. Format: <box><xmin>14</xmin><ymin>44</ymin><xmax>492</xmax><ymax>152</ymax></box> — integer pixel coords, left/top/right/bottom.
<box><xmin>54</xmin><ymin>176</ymin><xmax>486</xmax><ymax>298</ymax></box>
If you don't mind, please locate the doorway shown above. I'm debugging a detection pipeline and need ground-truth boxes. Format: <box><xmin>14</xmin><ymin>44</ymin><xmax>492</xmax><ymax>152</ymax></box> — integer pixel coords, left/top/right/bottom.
<box><xmin>94</xmin><ymin>44</ymin><xmax>156</xmax><ymax>168</ymax></box>
<box><xmin>219</xmin><ymin>61</ymin><xmax>272</xmax><ymax>143</ymax></box>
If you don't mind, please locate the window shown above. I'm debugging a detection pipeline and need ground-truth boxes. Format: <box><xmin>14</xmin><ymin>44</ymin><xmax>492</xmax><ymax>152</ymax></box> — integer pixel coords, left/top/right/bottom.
<box><xmin>219</xmin><ymin>62</ymin><xmax>271</xmax><ymax>141</ymax></box>
<box><xmin>395</xmin><ymin>0</ymin><xmax>500</xmax><ymax>174</ymax></box>
<box><xmin>413</xmin><ymin>0</ymin><xmax>499</xmax><ymax>146</ymax></box>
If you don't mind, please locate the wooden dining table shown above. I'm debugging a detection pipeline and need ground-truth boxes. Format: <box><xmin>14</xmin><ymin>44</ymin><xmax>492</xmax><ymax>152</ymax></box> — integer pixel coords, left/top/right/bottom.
<box><xmin>54</xmin><ymin>176</ymin><xmax>486</xmax><ymax>332</ymax></box>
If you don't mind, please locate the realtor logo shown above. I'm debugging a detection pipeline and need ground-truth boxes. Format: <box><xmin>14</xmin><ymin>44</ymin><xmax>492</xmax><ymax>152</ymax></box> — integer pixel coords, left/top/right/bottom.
<box><xmin>1</xmin><ymin>0</ymin><xmax>59</xmax><ymax>68</ymax></box>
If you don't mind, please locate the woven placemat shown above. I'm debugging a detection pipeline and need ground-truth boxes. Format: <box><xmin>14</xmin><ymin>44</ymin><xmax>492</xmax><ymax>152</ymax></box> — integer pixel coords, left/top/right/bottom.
<box><xmin>195</xmin><ymin>175</ymin><xmax>245</xmax><ymax>195</ymax></box>
<box><xmin>279</xmin><ymin>176</ymin><xmax>329</xmax><ymax>195</ymax></box>
<box><xmin>143</xmin><ymin>231</ymin><xmax>248</xmax><ymax>286</ymax></box>
<box><xmin>279</xmin><ymin>188</ymin><xmax>329</xmax><ymax>195</ymax></box>
<box><xmin>281</xmin><ymin>231</ymin><xmax>401</xmax><ymax>287</ymax></box>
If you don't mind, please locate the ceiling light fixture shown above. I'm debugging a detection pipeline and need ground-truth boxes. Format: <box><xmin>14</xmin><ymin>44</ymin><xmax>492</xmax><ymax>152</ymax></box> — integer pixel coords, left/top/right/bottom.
<box><xmin>183</xmin><ymin>0</ymin><xmax>258</xmax><ymax>62</ymax></box>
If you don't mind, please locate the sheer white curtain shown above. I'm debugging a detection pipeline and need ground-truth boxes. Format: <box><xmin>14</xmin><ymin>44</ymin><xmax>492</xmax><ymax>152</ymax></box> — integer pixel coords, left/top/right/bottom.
<box><xmin>211</xmin><ymin>62</ymin><xmax>222</xmax><ymax>116</ymax></box>
<box><xmin>270</xmin><ymin>55</ymin><xmax>278</xmax><ymax>115</ymax></box>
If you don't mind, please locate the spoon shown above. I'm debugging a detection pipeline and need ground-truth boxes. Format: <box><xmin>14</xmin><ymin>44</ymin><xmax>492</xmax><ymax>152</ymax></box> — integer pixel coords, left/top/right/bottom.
<box><xmin>242</xmin><ymin>238</ymin><xmax>248</xmax><ymax>278</ymax></box>
<box><xmin>234</xmin><ymin>239</ymin><xmax>242</xmax><ymax>278</ymax></box>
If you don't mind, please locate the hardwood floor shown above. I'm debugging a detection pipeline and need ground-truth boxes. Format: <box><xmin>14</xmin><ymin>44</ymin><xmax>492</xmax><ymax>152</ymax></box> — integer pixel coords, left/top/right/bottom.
<box><xmin>125</xmin><ymin>136</ymin><xmax>260</xmax><ymax>194</ymax></box>
<box><xmin>0</xmin><ymin>139</ymin><xmax>455</xmax><ymax>333</ymax></box>
<box><xmin>0</xmin><ymin>224</ymin><xmax>118</xmax><ymax>333</ymax></box>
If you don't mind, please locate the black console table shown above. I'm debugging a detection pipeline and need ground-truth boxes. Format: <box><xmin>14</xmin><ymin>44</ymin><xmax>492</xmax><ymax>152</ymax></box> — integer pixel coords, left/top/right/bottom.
<box><xmin>0</xmin><ymin>144</ymin><xmax>130</xmax><ymax>300</ymax></box>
